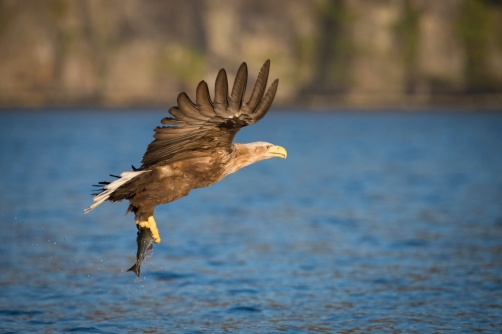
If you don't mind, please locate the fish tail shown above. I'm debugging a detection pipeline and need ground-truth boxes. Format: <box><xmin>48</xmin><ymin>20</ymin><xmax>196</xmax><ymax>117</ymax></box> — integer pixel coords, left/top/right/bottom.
<box><xmin>127</xmin><ymin>262</ymin><xmax>141</xmax><ymax>277</ymax></box>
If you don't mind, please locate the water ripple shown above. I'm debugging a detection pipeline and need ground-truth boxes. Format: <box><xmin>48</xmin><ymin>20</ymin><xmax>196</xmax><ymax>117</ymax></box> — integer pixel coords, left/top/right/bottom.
<box><xmin>0</xmin><ymin>111</ymin><xmax>501</xmax><ymax>332</ymax></box>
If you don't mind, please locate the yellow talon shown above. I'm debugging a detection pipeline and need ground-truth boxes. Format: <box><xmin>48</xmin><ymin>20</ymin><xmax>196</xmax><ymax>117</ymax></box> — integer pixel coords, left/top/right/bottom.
<box><xmin>136</xmin><ymin>216</ymin><xmax>161</xmax><ymax>243</ymax></box>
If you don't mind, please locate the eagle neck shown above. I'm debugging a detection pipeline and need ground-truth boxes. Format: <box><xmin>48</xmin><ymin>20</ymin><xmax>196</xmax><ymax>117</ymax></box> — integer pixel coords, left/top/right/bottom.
<box><xmin>225</xmin><ymin>143</ymin><xmax>262</xmax><ymax>175</ymax></box>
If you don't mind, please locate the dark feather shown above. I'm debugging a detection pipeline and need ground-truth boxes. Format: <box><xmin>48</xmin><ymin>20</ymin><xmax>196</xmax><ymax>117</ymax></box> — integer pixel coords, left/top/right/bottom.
<box><xmin>177</xmin><ymin>93</ymin><xmax>207</xmax><ymax>122</ymax></box>
<box><xmin>196</xmin><ymin>81</ymin><xmax>215</xmax><ymax>117</ymax></box>
<box><xmin>251</xmin><ymin>79</ymin><xmax>279</xmax><ymax>124</ymax></box>
<box><xmin>242</xmin><ymin>60</ymin><xmax>270</xmax><ymax>114</ymax></box>
<box><xmin>110</xmin><ymin>174</ymin><xmax>121</xmax><ymax>178</ymax></box>
<box><xmin>228</xmin><ymin>62</ymin><xmax>247</xmax><ymax>112</ymax></box>
<box><xmin>213</xmin><ymin>69</ymin><xmax>229</xmax><ymax>117</ymax></box>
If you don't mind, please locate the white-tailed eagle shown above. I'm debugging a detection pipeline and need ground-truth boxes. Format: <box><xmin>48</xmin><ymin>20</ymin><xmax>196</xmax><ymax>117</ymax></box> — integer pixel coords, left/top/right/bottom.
<box><xmin>85</xmin><ymin>60</ymin><xmax>287</xmax><ymax>276</ymax></box>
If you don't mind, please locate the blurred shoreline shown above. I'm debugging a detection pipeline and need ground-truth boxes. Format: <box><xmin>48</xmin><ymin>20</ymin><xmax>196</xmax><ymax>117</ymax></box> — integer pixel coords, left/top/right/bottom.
<box><xmin>1</xmin><ymin>93</ymin><xmax>501</xmax><ymax>111</ymax></box>
<box><xmin>1</xmin><ymin>0</ymin><xmax>501</xmax><ymax>110</ymax></box>
<box><xmin>1</xmin><ymin>102</ymin><xmax>501</xmax><ymax>113</ymax></box>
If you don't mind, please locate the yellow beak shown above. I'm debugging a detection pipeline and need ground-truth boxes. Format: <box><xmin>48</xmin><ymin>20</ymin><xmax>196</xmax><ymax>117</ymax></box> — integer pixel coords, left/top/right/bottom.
<box><xmin>268</xmin><ymin>145</ymin><xmax>288</xmax><ymax>159</ymax></box>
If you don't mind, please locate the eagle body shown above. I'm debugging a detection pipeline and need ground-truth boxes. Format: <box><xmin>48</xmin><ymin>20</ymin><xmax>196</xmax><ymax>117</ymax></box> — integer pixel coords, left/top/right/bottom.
<box><xmin>108</xmin><ymin>142</ymin><xmax>281</xmax><ymax>221</ymax></box>
<box><xmin>85</xmin><ymin>60</ymin><xmax>286</xmax><ymax>275</ymax></box>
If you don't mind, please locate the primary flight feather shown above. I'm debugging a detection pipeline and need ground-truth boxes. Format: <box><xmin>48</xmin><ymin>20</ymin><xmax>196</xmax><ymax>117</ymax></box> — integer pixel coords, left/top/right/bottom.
<box><xmin>85</xmin><ymin>60</ymin><xmax>287</xmax><ymax>276</ymax></box>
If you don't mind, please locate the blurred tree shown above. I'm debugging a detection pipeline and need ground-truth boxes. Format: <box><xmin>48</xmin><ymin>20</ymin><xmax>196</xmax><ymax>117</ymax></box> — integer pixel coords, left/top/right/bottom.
<box><xmin>457</xmin><ymin>0</ymin><xmax>502</xmax><ymax>93</ymax></box>
<box><xmin>393</xmin><ymin>0</ymin><xmax>420</xmax><ymax>94</ymax></box>
<box><xmin>307</xmin><ymin>0</ymin><xmax>354</xmax><ymax>95</ymax></box>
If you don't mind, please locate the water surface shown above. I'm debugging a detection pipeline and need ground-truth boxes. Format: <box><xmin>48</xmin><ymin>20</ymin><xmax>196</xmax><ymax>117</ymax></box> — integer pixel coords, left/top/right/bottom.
<box><xmin>0</xmin><ymin>110</ymin><xmax>501</xmax><ymax>332</ymax></box>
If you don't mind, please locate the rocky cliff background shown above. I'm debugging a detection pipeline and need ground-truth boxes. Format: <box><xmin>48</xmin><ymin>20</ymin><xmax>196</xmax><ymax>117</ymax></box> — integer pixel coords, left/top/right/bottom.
<box><xmin>0</xmin><ymin>0</ymin><xmax>501</xmax><ymax>108</ymax></box>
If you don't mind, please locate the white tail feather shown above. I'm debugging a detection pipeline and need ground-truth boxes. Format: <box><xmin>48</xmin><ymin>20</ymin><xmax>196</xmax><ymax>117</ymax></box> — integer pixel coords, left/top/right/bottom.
<box><xmin>84</xmin><ymin>170</ymin><xmax>148</xmax><ymax>214</ymax></box>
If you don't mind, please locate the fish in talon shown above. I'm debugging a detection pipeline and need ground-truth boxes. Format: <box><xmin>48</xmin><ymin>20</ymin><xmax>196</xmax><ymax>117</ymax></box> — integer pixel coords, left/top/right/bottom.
<box><xmin>127</xmin><ymin>227</ymin><xmax>155</xmax><ymax>277</ymax></box>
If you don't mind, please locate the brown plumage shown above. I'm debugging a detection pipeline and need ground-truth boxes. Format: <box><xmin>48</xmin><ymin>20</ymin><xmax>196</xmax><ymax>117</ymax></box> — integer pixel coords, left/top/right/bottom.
<box><xmin>85</xmin><ymin>60</ymin><xmax>287</xmax><ymax>275</ymax></box>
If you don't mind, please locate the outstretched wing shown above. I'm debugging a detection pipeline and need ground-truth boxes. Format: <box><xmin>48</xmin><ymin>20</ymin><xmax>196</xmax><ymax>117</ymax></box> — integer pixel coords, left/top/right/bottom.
<box><xmin>141</xmin><ymin>60</ymin><xmax>279</xmax><ymax>168</ymax></box>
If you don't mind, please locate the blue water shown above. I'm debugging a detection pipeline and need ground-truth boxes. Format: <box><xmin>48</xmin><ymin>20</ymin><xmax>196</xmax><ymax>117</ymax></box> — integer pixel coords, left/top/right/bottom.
<box><xmin>0</xmin><ymin>110</ymin><xmax>501</xmax><ymax>333</ymax></box>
